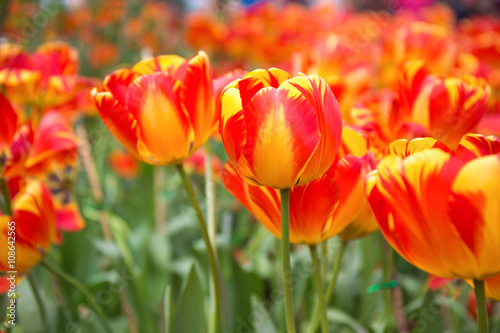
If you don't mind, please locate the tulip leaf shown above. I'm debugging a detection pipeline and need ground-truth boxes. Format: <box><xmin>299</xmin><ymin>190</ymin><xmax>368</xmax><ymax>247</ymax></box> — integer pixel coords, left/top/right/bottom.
<box><xmin>174</xmin><ymin>264</ymin><xmax>207</xmax><ymax>333</ymax></box>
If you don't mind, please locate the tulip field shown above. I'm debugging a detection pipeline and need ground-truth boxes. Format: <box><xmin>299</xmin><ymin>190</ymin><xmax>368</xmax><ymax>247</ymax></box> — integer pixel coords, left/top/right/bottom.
<box><xmin>2</xmin><ymin>0</ymin><xmax>500</xmax><ymax>332</ymax></box>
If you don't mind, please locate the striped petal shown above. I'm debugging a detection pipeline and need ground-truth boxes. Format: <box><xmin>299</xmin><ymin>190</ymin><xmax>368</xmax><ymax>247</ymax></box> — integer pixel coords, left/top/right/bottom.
<box><xmin>384</xmin><ymin>137</ymin><xmax>449</xmax><ymax>158</ymax></box>
<box><xmin>219</xmin><ymin>86</ymin><xmax>246</xmax><ymax>167</ymax></box>
<box><xmin>25</xmin><ymin>110</ymin><xmax>79</xmax><ymax>173</ymax></box>
<box><xmin>322</xmin><ymin>155</ymin><xmax>365</xmax><ymax>240</ymax></box>
<box><xmin>428</xmin><ymin>76</ymin><xmax>490</xmax><ymax>151</ymax></box>
<box><xmin>221</xmin><ymin>163</ymin><xmax>281</xmax><ymax>238</ymax></box>
<box><xmin>103</xmin><ymin>69</ymin><xmax>140</xmax><ymax>105</ymax></box>
<box><xmin>132</xmin><ymin>55</ymin><xmax>188</xmax><ymax>80</ymax></box>
<box><xmin>455</xmin><ymin>134</ymin><xmax>500</xmax><ymax>161</ymax></box>
<box><xmin>240</xmin><ymin>85</ymin><xmax>320</xmax><ymax>188</ymax></box>
<box><xmin>237</xmin><ymin>68</ymin><xmax>292</xmax><ymax>108</ymax></box>
<box><xmin>283</xmin><ymin>75</ymin><xmax>342</xmax><ymax>184</ymax></box>
<box><xmin>181</xmin><ymin>51</ymin><xmax>216</xmax><ymax>149</ymax></box>
<box><xmin>449</xmin><ymin>154</ymin><xmax>500</xmax><ymax>279</ymax></box>
<box><xmin>369</xmin><ymin>150</ymin><xmax>478</xmax><ymax>278</ymax></box>
<box><xmin>289</xmin><ymin>166</ymin><xmax>340</xmax><ymax>244</ymax></box>
<box><xmin>126</xmin><ymin>72</ymin><xmax>194</xmax><ymax>165</ymax></box>
<box><xmin>92</xmin><ymin>88</ymin><xmax>140</xmax><ymax>157</ymax></box>
<box><xmin>0</xmin><ymin>93</ymin><xmax>18</xmax><ymax>150</ymax></box>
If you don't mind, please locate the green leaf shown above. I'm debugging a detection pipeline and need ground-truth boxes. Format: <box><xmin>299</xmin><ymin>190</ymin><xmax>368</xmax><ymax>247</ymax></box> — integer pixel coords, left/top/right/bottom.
<box><xmin>174</xmin><ymin>265</ymin><xmax>207</xmax><ymax>333</ymax></box>
<box><xmin>163</xmin><ymin>285</ymin><xmax>175</xmax><ymax>333</ymax></box>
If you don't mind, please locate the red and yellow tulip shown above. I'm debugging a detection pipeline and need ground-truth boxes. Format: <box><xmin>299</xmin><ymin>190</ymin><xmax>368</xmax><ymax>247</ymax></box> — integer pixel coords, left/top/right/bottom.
<box><xmin>396</xmin><ymin>62</ymin><xmax>490</xmax><ymax>150</ymax></box>
<box><xmin>222</xmin><ymin>153</ymin><xmax>367</xmax><ymax>245</ymax></box>
<box><xmin>219</xmin><ymin>68</ymin><xmax>342</xmax><ymax>189</ymax></box>
<box><xmin>0</xmin><ymin>180</ymin><xmax>56</xmax><ymax>273</ymax></box>
<box><xmin>92</xmin><ymin>51</ymin><xmax>216</xmax><ymax>165</ymax></box>
<box><xmin>0</xmin><ymin>42</ymin><xmax>83</xmax><ymax>109</ymax></box>
<box><xmin>369</xmin><ymin>146</ymin><xmax>500</xmax><ymax>279</ymax></box>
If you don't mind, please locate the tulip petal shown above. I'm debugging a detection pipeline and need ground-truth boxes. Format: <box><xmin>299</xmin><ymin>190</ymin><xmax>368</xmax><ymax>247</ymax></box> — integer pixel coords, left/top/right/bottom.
<box><xmin>12</xmin><ymin>181</ymin><xmax>56</xmax><ymax>251</ymax></box>
<box><xmin>181</xmin><ymin>51</ymin><xmax>215</xmax><ymax>149</ymax></box>
<box><xmin>240</xmin><ymin>86</ymin><xmax>320</xmax><ymax>188</ymax></box>
<box><xmin>370</xmin><ymin>150</ymin><xmax>478</xmax><ymax>278</ymax></box>
<box><xmin>103</xmin><ymin>69</ymin><xmax>140</xmax><ymax>105</ymax></box>
<box><xmin>92</xmin><ymin>88</ymin><xmax>140</xmax><ymax>157</ymax></box>
<box><xmin>323</xmin><ymin>155</ymin><xmax>365</xmax><ymax>240</ymax></box>
<box><xmin>384</xmin><ymin>137</ymin><xmax>449</xmax><ymax>158</ymax></box>
<box><xmin>0</xmin><ymin>93</ymin><xmax>18</xmax><ymax>149</ymax></box>
<box><xmin>237</xmin><ymin>68</ymin><xmax>292</xmax><ymax>108</ymax></box>
<box><xmin>126</xmin><ymin>72</ymin><xmax>194</xmax><ymax>165</ymax></box>
<box><xmin>25</xmin><ymin>110</ymin><xmax>79</xmax><ymax>172</ymax></box>
<box><xmin>283</xmin><ymin>75</ymin><xmax>342</xmax><ymax>184</ymax></box>
<box><xmin>220</xmin><ymin>87</ymin><xmax>246</xmax><ymax>166</ymax></box>
<box><xmin>290</xmin><ymin>170</ymin><xmax>340</xmax><ymax>244</ymax></box>
<box><xmin>132</xmin><ymin>55</ymin><xmax>188</xmax><ymax>80</ymax></box>
<box><xmin>450</xmin><ymin>154</ymin><xmax>500</xmax><ymax>279</ymax></box>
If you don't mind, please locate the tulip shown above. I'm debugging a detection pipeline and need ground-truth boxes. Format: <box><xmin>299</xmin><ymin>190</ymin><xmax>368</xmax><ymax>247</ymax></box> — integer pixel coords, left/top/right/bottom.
<box><xmin>369</xmin><ymin>148</ymin><xmax>500</xmax><ymax>280</ymax></box>
<box><xmin>0</xmin><ymin>42</ymin><xmax>82</xmax><ymax>109</ymax></box>
<box><xmin>222</xmin><ymin>154</ymin><xmax>367</xmax><ymax>245</ymax></box>
<box><xmin>397</xmin><ymin>62</ymin><xmax>490</xmax><ymax>150</ymax></box>
<box><xmin>108</xmin><ymin>149</ymin><xmax>140</xmax><ymax>179</ymax></box>
<box><xmin>0</xmin><ymin>180</ymin><xmax>56</xmax><ymax>273</ymax></box>
<box><xmin>92</xmin><ymin>51</ymin><xmax>216</xmax><ymax>165</ymax></box>
<box><xmin>2</xmin><ymin>110</ymin><xmax>84</xmax><ymax>234</ymax></box>
<box><xmin>219</xmin><ymin>68</ymin><xmax>342</xmax><ymax>189</ymax></box>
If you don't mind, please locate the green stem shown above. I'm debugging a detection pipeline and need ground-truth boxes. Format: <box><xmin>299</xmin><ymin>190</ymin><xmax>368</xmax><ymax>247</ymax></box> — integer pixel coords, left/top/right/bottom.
<box><xmin>309</xmin><ymin>245</ymin><xmax>328</xmax><ymax>333</ymax></box>
<box><xmin>321</xmin><ymin>241</ymin><xmax>327</xmax><ymax>283</ymax></box>
<box><xmin>280</xmin><ymin>188</ymin><xmax>296</xmax><ymax>333</ymax></box>
<box><xmin>0</xmin><ymin>178</ymin><xmax>13</xmax><ymax>215</ymax></box>
<box><xmin>204</xmin><ymin>143</ymin><xmax>217</xmax><ymax>255</ymax></box>
<box><xmin>1</xmin><ymin>178</ymin><xmax>14</xmax><ymax>333</ymax></box>
<box><xmin>309</xmin><ymin>240</ymin><xmax>347</xmax><ymax>333</ymax></box>
<box><xmin>474</xmin><ymin>279</ymin><xmax>488</xmax><ymax>333</ymax></box>
<box><xmin>175</xmin><ymin>164</ymin><xmax>221</xmax><ymax>333</ymax></box>
<box><xmin>40</xmin><ymin>259</ymin><xmax>113</xmax><ymax>333</ymax></box>
<box><xmin>27</xmin><ymin>274</ymin><xmax>48</xmax><ymax>331</ymax></box>
<box><xmin>381</xmin><ymin>236</ymin><xmax>395</xmax><ymax>323</ymax></box>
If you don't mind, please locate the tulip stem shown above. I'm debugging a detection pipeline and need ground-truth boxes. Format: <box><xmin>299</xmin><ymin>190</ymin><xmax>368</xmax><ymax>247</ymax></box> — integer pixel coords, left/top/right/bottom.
<box><xmin>280</xmin><ymin>188</ymin><xmax>296</xmax><ymax>333</ymax></box>
<box><xmin>27</xmin><ymin>273</ymin><xmax>48</xmax><ymax>331</ymax></box>
<box><xmin>309</xmin><ymin>240</ymin><xmax>347</xmax><ymax>333</ymax></box>
<box><xmin>474</xmin><ymin>279</ymin><xmax>488</xmax><ymax>333</ymax></box>
<box><xmin>204</xmin><ymin>143</ymin><xmax>217</xmax><ymax>254</ymax></box>
<box><xmin>0</xmin><ymin>177</ymin><xmax>13</xmax><ymax>215</ymax></box>
<box><xmin>309</xmin><ymin>245</ymin><xmax>328</xmax><ymax>333</ymax></box>
<box><xmin>175</xmin><ymin>164</ymin><xmax>221</xmax><ymax>333</ymax></box>
<box><xmin>40</xmin><ymin>259</ymin><xmax>113</xmax><ymax>333</ymax></box>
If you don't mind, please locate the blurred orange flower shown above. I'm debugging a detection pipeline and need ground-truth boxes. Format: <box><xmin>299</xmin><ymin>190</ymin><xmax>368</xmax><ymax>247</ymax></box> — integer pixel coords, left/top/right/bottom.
<box><xmin>0</xmin><ymin>42</ymin><xmax>83</xmax><ymax>110</ymax></box>
<box><xmin>0</xmin><ymin>180</ymin><xmax>56</xmax><ymax>273</ymax></box>
<box><xmin>109</xmin><ymin>149</ymin><xmax>140</xmax><ymax>180</ymax></box>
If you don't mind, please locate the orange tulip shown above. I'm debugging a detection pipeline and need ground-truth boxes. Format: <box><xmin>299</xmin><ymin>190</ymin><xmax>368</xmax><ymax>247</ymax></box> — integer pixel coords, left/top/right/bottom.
<box><xmin>369</xmin><ymin>147</ymin><xmax>500</xmax><ymax>279</ymax></box>
<box><xmin>2</xmin><ymin>110</ymin><xmax>84</xmax><ymax>235</ymax></box>
<box><xmin>0</xmin><ymin>180</ymin><xmax>56</xmax><ymax>273</ymax></box>
<box><xmin>219</xmin><ymin>68</ymin><xmax>342</xmax><ymax>189</ymax></box>
<box><xmin>184</xmin><ymin>149</ymin><xmax>223</xmax><ymax>179</ymax></box>
<box><xmin>397</xmin><ymin>62</ymin><xmax>490</xmax><ymax>150</ymax></box>
<box><xmin>92</xmin><ymin>51</ymin><xmax>216</xmax><ymax>165</ymax></box>
<box><xmin>222</xmin><ymin>153</ymin><xmax>366</xmax><ymax>245</ymax></box>
<box><xmin>0</xmin><ymin>42</ymin><xmax>82</xmax><ymax>109</ymax></box>
<box><xmin>109</xmin><ymin>149</ymin><xmax>140</xmax><ymax>179</ymax></box>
